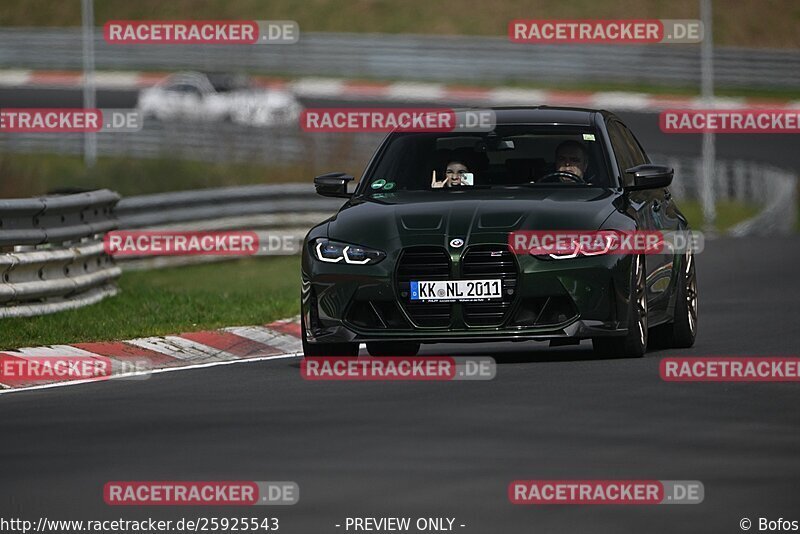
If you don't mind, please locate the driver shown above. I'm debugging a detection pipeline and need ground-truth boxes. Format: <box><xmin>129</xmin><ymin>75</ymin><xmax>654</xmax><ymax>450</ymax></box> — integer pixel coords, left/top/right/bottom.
<box><xmin>431</xmin><ymin>160</ymin><xmax>472</xmax><ymax>188</ymax></box>
<box><xmin>554</xmin><ymin>140</ymin><xmax>589</xmax><ymax>181</ymax></box>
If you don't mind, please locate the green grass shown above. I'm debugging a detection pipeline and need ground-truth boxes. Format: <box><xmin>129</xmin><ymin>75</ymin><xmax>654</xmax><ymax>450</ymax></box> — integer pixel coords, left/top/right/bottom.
<box><xmin>0</xmin><ymin>256</ymin><xmax>300</xmax><ymax>350</ymax></box>
<box><xmin>796</xmin><ymin>203</ymin><xmax>800</xmax><ymax>232</ymax></box>
<box><xmin>678</xmin><ymin>200</ymin><xmax>761</xmax><ymax>231</ymax></box>
<box><xmin>0</xmin><ymin>154</ymin><xmax>315</xmax><ymax>198</ymax></box>
<box><xmin>1</xmin><ymin>0</ymin><xmax>798</xmax><ymax>48</ymax></box>
<box><xmin>795</xmin><ymin>188</ymin><xmax>800</xmax><ymax>232</ymax></box>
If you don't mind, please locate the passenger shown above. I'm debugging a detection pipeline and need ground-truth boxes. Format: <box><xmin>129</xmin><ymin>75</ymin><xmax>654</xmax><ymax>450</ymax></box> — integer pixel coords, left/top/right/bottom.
<box><xmin>431</xmin><ymin>160</ymin><xmax>472</xmax><ymax>188</ymax></box>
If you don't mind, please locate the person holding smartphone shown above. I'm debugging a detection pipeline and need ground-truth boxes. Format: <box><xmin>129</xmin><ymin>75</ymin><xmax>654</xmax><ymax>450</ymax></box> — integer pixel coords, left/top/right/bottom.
<box><xmin>431</xmin><ymin>160</ymin><xmax>473</xmax><ymax>188</ymax></box>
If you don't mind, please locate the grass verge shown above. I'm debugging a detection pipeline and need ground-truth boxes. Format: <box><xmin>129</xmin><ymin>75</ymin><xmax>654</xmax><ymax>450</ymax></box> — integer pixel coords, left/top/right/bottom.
<box><xmin>678</xmin><ymin>200</ymin><xmax>761</xmax><ymax>232</ymax></box>
<box><xmin>0</xmin><ymin>154</ymin><xmax>314</xmax><ymax>198</ymax></box>
<box><xmin>0</xmin><ymin>256</ymin><xmax>300</xmax><ymax>350</ymax></box>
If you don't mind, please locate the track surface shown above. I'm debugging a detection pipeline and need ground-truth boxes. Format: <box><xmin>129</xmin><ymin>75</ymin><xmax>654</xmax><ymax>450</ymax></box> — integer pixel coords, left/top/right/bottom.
<box><xmin>2</xmin><ymin>87</ymin><xmax>799</xmax><ymax>532</ymax></box>
<box><xmin>1</xmin><ymin>237</ymin><xmax>799</xmax><ymax>533</ymax></box>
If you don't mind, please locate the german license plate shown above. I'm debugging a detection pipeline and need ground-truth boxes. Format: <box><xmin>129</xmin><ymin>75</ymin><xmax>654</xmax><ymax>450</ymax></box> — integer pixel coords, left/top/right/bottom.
<box><xmin>410</xmin><ymin>279</ymin><xmax>502</xmax><ymax>302</ymax></box>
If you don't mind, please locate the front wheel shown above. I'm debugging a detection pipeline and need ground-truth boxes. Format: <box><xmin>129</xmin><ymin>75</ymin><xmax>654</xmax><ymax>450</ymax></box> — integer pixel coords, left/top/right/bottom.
<box><xmin>592</xmin><ymin>254</ymin><xmax>648</xmax><ymax>358</ymax></box>
<box><xmin>653</xmin><ymin>250</ymin><xmax>697</xmax><ymax>348</ymax></box>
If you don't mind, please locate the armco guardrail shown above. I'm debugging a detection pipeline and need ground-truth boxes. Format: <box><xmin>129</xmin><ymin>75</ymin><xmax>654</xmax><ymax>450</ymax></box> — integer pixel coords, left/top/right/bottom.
<box><xmin>114</xmin><ymin>184</ymin><xmax>345</xmax><ymax>270</ymax></box>
<box><xmin>728</xmin><ymin>165</ymin><xmax>798</xmax><ymax>236</ymax></box>
<box><xmin>115</xmin><ymin>183</ymin><xmax>345</xmax><ymax>229</ymax></box>
<box><xmin>0</xmin><ymin>190</ymin><xmax>121</xmax><ymax>318</ymax></box>
<box><xmin>653</xmin><ymin>154</ymin><xmax>798</xmax><ymax>234</ymax></box>
<box><xmin>0</xmin><ymin>29</ymin><xmax>798</xmax><ymax>90</ymax></box>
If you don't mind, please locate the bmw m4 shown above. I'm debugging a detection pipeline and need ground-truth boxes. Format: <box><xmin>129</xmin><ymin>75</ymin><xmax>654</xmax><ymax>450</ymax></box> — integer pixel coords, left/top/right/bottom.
<box><xmin>301</xmin><ymin>107</ymin><xmax>698</xmax><ymax>358</ymax></box>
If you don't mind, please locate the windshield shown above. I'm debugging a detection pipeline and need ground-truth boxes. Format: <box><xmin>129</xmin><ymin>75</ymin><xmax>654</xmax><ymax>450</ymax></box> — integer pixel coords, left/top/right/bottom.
<box><xmin>361</xmin><ymin>126</ymin><xmax>612</xmax><ymax>195</ymax></box>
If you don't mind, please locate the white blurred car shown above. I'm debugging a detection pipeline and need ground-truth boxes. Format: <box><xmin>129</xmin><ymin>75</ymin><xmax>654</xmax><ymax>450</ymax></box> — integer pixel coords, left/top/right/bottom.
<box><xmin>137</xmin><ymin>72</ymin><xmax>303</xmax><ymax>127</ymax></box>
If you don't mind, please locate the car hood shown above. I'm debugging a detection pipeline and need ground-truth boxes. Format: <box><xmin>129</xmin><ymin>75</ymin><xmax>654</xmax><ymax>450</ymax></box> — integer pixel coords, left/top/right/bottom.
<box><xmin>326</xmin><ymin>188</ymin><xmax>622</xmax><ymax>250</ymax></box>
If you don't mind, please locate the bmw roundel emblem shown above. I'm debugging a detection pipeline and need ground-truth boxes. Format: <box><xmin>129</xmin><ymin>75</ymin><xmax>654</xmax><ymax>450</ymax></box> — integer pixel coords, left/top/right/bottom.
<box><xmin>450</xmin><ymin>238</ymin><xmax>464</xmax><ymax>248</ymax></box>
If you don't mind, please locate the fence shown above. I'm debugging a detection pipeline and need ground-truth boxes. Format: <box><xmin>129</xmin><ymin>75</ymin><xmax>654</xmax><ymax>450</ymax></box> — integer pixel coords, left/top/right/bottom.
<box><xmin>0</xmin><ymin>29</ymin><xmax>798</xmax><ymax>90</ymax></box>
<box><xmin>0</xmin><ymin>121</ymin><xmax>383</xmax><ymax>168</ymax></box>
<box><xmin>0</xmin><ymin>189</ymin><xmax>121</xmax><ymax>318</ymax></box>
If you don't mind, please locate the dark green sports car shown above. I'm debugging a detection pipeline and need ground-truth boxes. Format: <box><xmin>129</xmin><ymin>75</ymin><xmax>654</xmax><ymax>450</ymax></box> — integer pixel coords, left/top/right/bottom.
<box><xmin>301</xmin><ymin>107</ymin><xmax>697</xmax><ymax>358</ymax></box>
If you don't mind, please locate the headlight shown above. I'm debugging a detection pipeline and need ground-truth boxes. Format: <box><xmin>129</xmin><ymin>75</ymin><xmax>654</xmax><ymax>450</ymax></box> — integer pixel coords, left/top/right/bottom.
<box><xmin>312</xmin><ymin>238</ymin><xmax>385</xmax><ymax>265</ymax></box>
<box><xmin>530</xmin><ymin>230</ymin><xmax>618</xmax><ymax>260</ymax></box>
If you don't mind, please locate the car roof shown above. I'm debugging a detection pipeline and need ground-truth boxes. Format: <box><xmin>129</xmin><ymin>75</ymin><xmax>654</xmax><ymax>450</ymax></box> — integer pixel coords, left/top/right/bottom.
<box><xmin>466</xmin><ymin>106</ymin><xmax>617</xmax><ymax>127</ymax></box>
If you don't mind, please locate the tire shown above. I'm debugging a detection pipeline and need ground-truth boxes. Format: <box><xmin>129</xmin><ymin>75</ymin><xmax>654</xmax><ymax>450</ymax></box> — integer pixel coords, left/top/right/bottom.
<box><xmin>655</xmin><ymin>250</ymin><xmax>698</xmax><ymax>348</ymax></box>
<box><xmin>301</xmin><ymin>314</ymin><xmax>359</xmax><ymax>357</ymax></box>
<box><xmin>366</xmin><ymin>342</ymin><xmax>421</xmax><ymax>357</ymax></box>
<box><xmin>592</xmin><ymin>254</ymin><xmax>648</xmax><ymax>358</ymax></box>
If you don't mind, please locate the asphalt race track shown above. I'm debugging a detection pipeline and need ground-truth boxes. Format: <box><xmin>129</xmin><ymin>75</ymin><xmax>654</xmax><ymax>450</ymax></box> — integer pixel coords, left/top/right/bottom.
<box><xmin>1</xmin><ymin>236</ymin><xmax>799</xmax><ymax>533</ymax></box>
<box><xmin>2</xmin><ymin>86</ymin><xmax>799</xmax><ymax>532</ymax></box>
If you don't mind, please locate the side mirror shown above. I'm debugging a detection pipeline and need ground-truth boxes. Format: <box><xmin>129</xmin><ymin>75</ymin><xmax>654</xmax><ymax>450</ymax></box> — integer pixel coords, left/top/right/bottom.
<box><xmin>314</xmin><ymin>172</ymin><xmax>354</xmax><ymax>198</ymax></box>
<box><xmin>624</xmin><ymin>164</ymin><xmax>673</xmax><ymax>191</ymax></box>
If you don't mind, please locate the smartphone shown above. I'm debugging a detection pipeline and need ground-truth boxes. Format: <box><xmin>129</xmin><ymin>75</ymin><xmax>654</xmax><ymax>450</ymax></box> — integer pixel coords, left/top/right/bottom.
<box><xmin>462</xmin><ymin>172</ymin><xmax>474</xmax><ymax>186</ymax></box>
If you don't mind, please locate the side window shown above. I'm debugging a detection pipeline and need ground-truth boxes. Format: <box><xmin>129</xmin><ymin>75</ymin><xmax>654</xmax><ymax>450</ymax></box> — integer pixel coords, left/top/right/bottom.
<box><xmin>606</xmin><ymin>121</ymin><xmax>635</xmax><ymax>181</ymax></box>
<box><xmin>169</xmin><ymin>84</ymin><xmax>201</xmax><ymax>96</ymax></box>
<box><xmin>620</xmin><ymin>124</ymin><xmax>648</xmax><ymax>166</ymax></box>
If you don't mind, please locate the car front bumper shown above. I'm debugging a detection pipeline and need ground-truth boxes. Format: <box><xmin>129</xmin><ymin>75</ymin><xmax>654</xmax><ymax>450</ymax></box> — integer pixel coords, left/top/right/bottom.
<box><xmin>302</xmin><ymin>245</ymin><xmax>636</xmax><ymax>345</ymax></box>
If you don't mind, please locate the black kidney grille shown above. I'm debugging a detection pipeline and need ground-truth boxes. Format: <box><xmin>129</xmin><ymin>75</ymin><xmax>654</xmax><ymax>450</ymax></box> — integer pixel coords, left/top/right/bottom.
<box><xmin>396</xmin><ymin>246</ymin><xmax>451</xmax><ymax>327</ymax></box>
<box><xmin>461</xmin><ymin>246</ymin><xmax>516</xmax><ymax>276</ymax></box>
<box><xmin>461</xmin><ymin>245</ymin><xmax>518</xmax><ymax>327</ymax></box>
<box><xmin>397</xmin><ymin>248</ymin><xmax>450</xmax><ymax>278</ymax></box>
